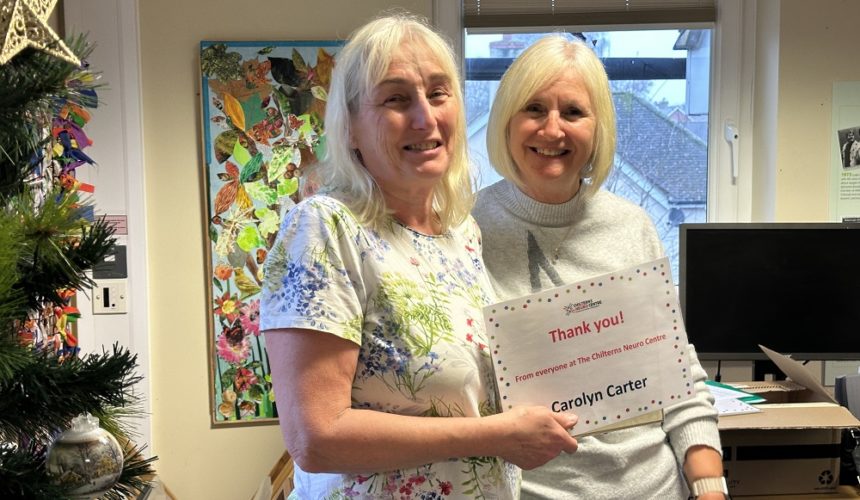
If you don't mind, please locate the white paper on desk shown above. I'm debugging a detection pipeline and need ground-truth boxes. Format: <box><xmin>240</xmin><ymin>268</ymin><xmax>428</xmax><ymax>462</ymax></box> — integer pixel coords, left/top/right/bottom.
<box><xmin>715</xmin><ymin>398</ymin><xmax>761</xmax><ymax>416</ymax></box>
<box><xmin>485</xmin><ymin>257</ymin><xmax>695</xmax><ymax>435</ymax></box>
<box><xmin>708</xmin><ymin>384</ymin><xmax>757</xmax><ymax>401</ymax></box>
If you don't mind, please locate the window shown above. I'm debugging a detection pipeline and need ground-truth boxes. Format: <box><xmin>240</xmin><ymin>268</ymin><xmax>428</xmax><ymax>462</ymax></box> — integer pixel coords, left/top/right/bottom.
<box><xmin>465</xmin><ymin>29</ymin><xmax>708</xmax><ymax>277</ymax></box>
<box><xmin>432</xmin><ymin>0</ymin><xmax>753</xmax><ymax>281</ymax></box>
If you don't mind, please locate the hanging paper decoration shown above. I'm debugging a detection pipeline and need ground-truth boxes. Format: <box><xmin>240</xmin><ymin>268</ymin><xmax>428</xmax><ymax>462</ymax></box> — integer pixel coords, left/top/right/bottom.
<box><xmin>15</xmin><ymin>50</ymin><xmax>100</xmax><ymax>357</ymax></box>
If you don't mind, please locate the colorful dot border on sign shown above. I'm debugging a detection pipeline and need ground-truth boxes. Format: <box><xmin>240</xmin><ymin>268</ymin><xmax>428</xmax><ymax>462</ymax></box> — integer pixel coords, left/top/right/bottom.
<box><xmin>489</xmin><ymin>263</ymin><xmax>670</xmax><ymax>314</ymax></box>
<box><xmin>489</xmin><ymin>261</ymin><xmax>689</xmax><ymax>417</ymax></box>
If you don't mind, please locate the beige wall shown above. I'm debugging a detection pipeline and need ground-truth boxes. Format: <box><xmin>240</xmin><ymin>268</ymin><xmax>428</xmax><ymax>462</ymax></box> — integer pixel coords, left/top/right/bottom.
<box><xmin>138</xmin><ymin>2</ymin><xmax>431</xmax><ymax>498</ymax></box>
<box><xmin>774</xmin><ymin>0</ymin><xmax>860</xmax><ymax>220</ymax></box>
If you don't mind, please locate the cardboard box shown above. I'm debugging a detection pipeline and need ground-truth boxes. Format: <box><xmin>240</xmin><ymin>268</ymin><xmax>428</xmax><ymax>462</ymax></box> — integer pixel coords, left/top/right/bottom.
<box><xmin>717</xmin><ymin>346</ymin><xmax>860</xmax><ymax>497</ymax></box>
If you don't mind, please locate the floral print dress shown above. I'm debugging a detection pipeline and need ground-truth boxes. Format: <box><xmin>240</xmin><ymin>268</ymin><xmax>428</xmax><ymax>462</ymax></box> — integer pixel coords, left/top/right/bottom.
<box><xmin>261</xmin><ymin>195</ymin><xmax>518</xmax><ymax>500</ymax></box>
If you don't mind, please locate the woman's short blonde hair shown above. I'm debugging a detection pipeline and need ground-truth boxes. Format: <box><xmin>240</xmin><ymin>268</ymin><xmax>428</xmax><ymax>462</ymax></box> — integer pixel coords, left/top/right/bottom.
<box><xmin>486</xmin><ymin>35</ymin><xmax>616</xmax><ymax>198</ymax></box>
<box><xmin>317</xmin><ymin>13</ymin><xmax>472</xmax><ymax>231</ymax></box>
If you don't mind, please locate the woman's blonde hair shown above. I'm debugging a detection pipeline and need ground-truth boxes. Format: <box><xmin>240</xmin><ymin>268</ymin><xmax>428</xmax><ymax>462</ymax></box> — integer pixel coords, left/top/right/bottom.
<box><xmin>317</xmin><ymin>13</ymin><xmax>472</xmax><ymax>231</ymax></box>
<box><xmin>486</xmin><ymin>35</ymin><xmax>616</xmax><ymax>198</ymax></box>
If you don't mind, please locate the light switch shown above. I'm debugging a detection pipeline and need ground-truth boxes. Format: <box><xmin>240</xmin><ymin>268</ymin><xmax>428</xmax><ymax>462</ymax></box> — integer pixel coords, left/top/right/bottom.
<box><xmin>92</xmin><ymin>279</ymin><xmax>128</xmax><ymax>314</ymax></box>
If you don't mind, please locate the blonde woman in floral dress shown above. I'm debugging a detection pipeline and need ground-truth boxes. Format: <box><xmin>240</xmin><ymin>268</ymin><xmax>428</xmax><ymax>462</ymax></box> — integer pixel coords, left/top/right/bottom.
<box><xmin>260</xmin><ymin>14</ymin><xmax>579</xmax><ymax>500</ymax></box>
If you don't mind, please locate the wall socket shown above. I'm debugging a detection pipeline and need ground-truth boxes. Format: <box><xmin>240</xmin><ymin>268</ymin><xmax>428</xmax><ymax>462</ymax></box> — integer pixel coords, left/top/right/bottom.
<box><xmin>92</xmin><ymin>279</ymin><xmax>128</xmax><ymax>314</ymax></box>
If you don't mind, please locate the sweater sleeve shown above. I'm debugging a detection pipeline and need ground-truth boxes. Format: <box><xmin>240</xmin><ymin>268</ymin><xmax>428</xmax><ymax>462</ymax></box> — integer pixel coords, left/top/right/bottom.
<box><xmin>634</xmin><ymin>198</ymin><xmax>721</xmax><ymax>465</ymax></box>
<box><xmin>638</xmin><ymin>207</ymin><xmax>666</xmax><ymax>261</ymax></box>
<box><xmin>661</xmin><ymin>344</ymin><xmax>722</xmax><ymax>466</ymax></box>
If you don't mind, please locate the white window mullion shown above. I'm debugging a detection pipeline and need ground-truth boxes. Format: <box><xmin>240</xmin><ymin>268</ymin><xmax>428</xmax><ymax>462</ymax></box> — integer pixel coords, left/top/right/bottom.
<box><xmin>708</xmin><ymin>0</ymin><xmax>756</xmax><ymax>222</ymax></box>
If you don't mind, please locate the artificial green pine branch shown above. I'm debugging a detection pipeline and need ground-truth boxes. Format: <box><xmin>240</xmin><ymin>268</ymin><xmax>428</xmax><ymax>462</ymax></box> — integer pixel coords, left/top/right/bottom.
<box><xmin>0</xmin><ymin>38</ymin><xmax>91</xmax><ymax>113</ymax></box>
<box><xmin>0</xmin><ymin>203</ymin><xmax>29</xmax><ymax>383</ymax></box>
<box><xmin>0</xmin><ymin>344</ymin><xmax>157</xmax><ymax>500</ymax></box>
<box><xmin>0</xmin><ymin>345</ymin><xmax>141</xmax><ymax>442</ymax></box>
<box><xmin>0</xmin><ymin>335</ymin><xmax>32</xmax><ymax>385</ymax></box>
<box><xmin>0</xmin><ymin>424</ymin><xmax>158</xmax><ymax>500</ymax></box>
<box><xmin>0</xmin><ymin>441</ymin><xmax>69</xmax><ymax>500</ymax></box>
<box><xmin>13</xmin><ymin>191</ymin><xmax>115</xmax><ymax>312</ymax></box>
<box><xmin>0</xmin><ymin>209</ymin><xmax>25</xmax><ymax>336</ymax></box>
<box><xmin>103</xmin><ymin>445</ymin><xmax>159</xmax><ymax>500</ymax></box>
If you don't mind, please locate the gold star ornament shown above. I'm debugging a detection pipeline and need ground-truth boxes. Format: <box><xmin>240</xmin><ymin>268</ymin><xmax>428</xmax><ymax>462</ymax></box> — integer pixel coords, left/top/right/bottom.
<box><xmin>0</xmin><ymin>0</ymin><xmax>79</xmax><ymax>65</ymax></box>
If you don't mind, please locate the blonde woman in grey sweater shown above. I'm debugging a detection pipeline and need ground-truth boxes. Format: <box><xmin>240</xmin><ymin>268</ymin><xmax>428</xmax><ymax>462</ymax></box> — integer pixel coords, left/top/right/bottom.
<box><xmin>473</xmin><ymin>35</ymin><xmax>726</xmax><ymax>500</ymax></box>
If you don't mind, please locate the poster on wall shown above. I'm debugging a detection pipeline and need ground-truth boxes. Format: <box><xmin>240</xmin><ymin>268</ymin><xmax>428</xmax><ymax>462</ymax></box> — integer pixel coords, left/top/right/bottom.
<box><xmin>830</xmin><ymin>82</ymin><xmax>860</xmax><ymax>222</ymax></box>
<box><xmin>199</xmin><ymin>40</ymin><xmax>342</xmax><ymax>425</ymax></box>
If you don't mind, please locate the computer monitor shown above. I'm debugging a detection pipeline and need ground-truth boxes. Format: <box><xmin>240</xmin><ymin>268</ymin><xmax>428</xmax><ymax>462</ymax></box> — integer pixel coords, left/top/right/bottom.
<box><xmin>679</xmin><ymin>222</ymin><xmax>860</xmax><ymax>361</ymax></box>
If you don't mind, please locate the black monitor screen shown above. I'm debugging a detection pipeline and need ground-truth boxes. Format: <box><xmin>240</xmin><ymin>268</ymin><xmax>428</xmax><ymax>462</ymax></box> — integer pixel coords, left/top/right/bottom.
<box><xmin>679</xmin><ymin>222</ymin><xmax>860</xmax><ymax>360</ymax></box>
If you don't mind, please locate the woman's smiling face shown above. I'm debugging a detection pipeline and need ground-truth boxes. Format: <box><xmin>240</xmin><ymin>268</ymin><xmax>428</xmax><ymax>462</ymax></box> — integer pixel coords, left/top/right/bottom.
<box><xmin>349</xmin><ymin>44</ymin><xmax>457</xmax><ymax>197</ymax></box>
<box><xmin>508</xmin><ymin>68</ymin><xmax>596</xmax><ymax>203</ymax></box>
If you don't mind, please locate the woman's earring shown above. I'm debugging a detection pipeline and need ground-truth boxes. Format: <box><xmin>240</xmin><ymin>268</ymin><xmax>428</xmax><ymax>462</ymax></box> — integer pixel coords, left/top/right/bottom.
<box><xmin>581</xmin><ymin>163</ymin><xmax>594</xmax><ymax>178</ymax></box>
<box><xmin>580</xmin><ymin>164</ymin><xmax>594</xmax><ymax>185</ymax></box>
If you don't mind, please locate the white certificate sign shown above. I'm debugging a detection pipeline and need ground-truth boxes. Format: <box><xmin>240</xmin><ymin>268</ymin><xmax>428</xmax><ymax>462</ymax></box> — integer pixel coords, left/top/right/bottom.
<box><xmin>485</xmin><ymin>257</ymin><xmax>693</xmax><ymax>435</ymax></box>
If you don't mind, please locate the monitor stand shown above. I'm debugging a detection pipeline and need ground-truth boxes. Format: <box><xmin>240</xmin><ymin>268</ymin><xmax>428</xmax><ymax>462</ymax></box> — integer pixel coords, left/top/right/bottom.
<box><xmin>753</xmin><ymin>359</ymin><xmax>787</xmax><ymax>381</ymax></box>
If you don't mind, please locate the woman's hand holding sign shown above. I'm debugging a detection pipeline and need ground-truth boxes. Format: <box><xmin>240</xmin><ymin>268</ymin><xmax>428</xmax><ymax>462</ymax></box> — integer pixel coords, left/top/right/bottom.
<box><xmin>486</xmin><ymin>405</ymin><xmax>579</xmax><ymax>470</ymax></box>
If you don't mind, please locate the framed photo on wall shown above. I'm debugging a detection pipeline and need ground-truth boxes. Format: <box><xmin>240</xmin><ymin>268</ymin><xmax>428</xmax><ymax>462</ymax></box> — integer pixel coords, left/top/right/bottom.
<box><xmin>199</xmin><ymin>40</ymin><xmax>342</xmax><ymax>426</ymax></box>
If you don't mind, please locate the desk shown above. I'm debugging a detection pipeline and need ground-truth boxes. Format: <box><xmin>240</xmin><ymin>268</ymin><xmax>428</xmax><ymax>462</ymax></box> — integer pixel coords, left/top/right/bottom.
<box><xmin>735</xmin><ymin>485</ymin><xmax>860</xmax><ymax>499</ymax></box>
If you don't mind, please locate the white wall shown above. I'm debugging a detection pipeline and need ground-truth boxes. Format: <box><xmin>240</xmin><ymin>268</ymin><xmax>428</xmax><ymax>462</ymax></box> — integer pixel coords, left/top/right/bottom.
<box><xmin>774</xmin><ymin>0</ymin><xmax>860</xmax><ymax>221</ymax></box>
<box><xmin>63</xmin><ymin>0</ymin><xmax>151</xmax><ymax>450</ymax></box>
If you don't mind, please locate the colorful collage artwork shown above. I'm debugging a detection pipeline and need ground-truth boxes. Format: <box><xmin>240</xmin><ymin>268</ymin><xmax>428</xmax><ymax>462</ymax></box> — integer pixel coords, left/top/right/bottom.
<box><xmin>200</xmin><ymin>41</ymin><xmax>341</xmax><ymax>425</ymax></box>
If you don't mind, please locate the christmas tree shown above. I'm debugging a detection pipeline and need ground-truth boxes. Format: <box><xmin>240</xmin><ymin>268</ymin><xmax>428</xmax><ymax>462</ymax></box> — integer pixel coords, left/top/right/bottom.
<box><xmin>0</xmin><ymin>3</ymin><xmax>156</xmax><ymax>498</ymax></box>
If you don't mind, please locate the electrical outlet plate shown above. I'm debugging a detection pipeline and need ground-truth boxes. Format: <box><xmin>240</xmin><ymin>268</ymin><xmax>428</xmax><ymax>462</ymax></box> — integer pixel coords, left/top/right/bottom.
<box><xmin>92</xmin><ymin>279</ymin><xmax>127</xmax><ymax>314</ymax></box>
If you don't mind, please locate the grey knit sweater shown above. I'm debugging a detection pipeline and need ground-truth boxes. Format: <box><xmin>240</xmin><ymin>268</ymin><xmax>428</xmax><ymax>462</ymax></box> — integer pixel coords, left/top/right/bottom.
<box><xmin>474</xmin><ymin>180</ymin><xmax>721</xmax><ymax>500</ymax></box>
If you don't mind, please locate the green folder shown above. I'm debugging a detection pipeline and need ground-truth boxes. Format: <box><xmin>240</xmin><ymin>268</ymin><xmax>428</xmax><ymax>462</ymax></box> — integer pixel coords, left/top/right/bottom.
<box><xmin>705</xmin><ymin>379</ymin><xmax>767</xmax><ymax>404</ymax></box>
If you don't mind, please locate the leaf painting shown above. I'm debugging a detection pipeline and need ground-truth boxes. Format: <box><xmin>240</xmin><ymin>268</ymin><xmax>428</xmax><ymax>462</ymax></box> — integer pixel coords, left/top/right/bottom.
<box><xmin>200</xmin><ymin>40</ymin><xmax>342</xmax><ymax>425</ymax></box>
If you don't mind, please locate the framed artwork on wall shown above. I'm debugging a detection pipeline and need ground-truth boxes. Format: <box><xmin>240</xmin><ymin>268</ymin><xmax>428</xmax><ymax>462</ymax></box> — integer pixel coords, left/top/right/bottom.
<box><xmin>199</xmin><ymin>40</ymin><xmax>342</xmax><ymax>425</ymax></box>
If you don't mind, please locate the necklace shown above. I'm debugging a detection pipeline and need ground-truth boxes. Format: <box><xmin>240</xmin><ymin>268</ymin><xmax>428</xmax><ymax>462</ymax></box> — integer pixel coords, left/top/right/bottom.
<box><xmin>507</xmin><ymin>182</ymin><xmax>580</xmax><ymax>263</ymax></box>
<box><xmin>391</xmin><ymin>211</ymin><xmax>442</xmax><ymax>237</ymax></box>
<box><xmin>537</xmin><ymin>223</ymin><xmax>575</xmax><ymax>264</ymax></box>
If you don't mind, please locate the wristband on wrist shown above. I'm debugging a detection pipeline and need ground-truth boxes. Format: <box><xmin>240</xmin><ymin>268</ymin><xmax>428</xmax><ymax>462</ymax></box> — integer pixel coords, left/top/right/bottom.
<box><xmin>690</xmin><ymin>476</ymin><xmax>728</xmax><ymax>498</ymax></box>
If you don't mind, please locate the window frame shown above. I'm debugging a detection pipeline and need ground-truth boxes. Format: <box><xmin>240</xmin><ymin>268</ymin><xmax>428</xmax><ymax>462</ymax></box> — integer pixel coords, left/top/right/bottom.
<box><xmin>432</xmin><ymin>0</ymin><xmax>756</xmax><ymax>223</ymax></box>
